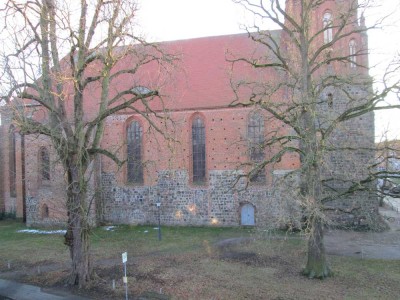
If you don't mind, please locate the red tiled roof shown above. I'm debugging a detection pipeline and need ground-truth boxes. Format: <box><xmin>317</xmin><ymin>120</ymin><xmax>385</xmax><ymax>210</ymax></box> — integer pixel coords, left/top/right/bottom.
<box><xmin>164</xmin><ymin>32</ymin><xmax>282</xmax><ymax>111</ymax></box>
<box><xmin>111</xmin><ymin>32</ymin><xmax>281</xmax><ymax>113</ymax></box>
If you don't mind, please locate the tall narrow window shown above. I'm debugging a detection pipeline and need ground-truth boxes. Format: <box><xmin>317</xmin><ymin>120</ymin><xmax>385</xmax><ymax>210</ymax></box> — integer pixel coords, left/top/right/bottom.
<box><xmin>9</xmin><ymin>125</ymin><xmax>16</xmax><ymax>197</ymax></box>
<box><xmin>248</xmin><ymin>112</ymin><xmax>265</xmax><ymax>183</ymax></box>
<box><xmin>323</xmin><ymin>12</ymin><xmax>333</xmax><ymax>44</ymax></box>
<box><xmin>349</xmin><ymin>39</ymin><xmax>357</xmax><ymax>68</ymax></box>
<box><xmin>40</xmin><ymin>147</ymin><xmax>50</xmax><ymax>181</ymax></box>
<box><xmin>127</xmin><ymin>120</ymin><xmax>143</xmax><ymax>184</ymax></box>
<box><xmin>192</xmin><ymin>117</ymin><xmax>206</xmax><ymax>184</ymax></box>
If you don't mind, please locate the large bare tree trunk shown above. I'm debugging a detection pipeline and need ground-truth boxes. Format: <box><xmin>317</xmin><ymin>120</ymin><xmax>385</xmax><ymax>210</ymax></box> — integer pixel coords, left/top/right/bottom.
<box><xmin>301</xmin><ymin>164</ymin><xmax>332</xmax><ymax>279</ymax></box>
<box><xmin>300</xmin><ymin>104</ymin><xmax>332</xmax><ymax>279</ymax></box>
<box><xmin>303</xmin><ymin>215</ymin><xmax>331</xmax><ymax>278</ymax></box>
<box><xmin>64</xmin><ymin>160</ymin><xmax>92</xmax><ymax>287</ymax></box>
<box><xmin>67</xmin><ymin>211</ymin><xmax>91</xmax><ymax>286</ymax></box>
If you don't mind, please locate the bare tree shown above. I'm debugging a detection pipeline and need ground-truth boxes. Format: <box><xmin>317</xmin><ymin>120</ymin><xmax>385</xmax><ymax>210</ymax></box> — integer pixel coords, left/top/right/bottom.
<box><xmin>0</xmin><ymin>0</ymin><xmax>175</xmax><ymax>287</ymax></box>
<box><xmin>230</xmin><ymin>0</ymin><xmax>400</xmax><ymax>279</ymax></box>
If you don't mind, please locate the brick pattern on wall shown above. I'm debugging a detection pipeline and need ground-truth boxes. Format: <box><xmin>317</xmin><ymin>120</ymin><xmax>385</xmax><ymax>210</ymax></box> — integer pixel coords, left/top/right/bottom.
<box><xmin>1</xmin><ymin>100</ymin><xmax>379</xmax><ymax>230</ymax></box>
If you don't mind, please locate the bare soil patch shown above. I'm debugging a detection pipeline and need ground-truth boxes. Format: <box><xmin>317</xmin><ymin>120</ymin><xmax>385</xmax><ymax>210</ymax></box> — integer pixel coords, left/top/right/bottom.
<box><xmin>325</xmin><ymin>207</ymin><xmax>400</xmax><ymax>260</ymax></box>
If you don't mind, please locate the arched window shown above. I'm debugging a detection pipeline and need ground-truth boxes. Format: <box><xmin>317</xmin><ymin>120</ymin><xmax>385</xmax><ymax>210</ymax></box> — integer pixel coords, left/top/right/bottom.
<box><xmin>40</xmin><ymin>147</ymin><xmax>50</xmax><ymax>181</ymax></box>
<box><xmin>349</xmin><ymin>39</ymin><xmax>357</xmax><ymax>68</ymax></box>
<box><xmin>323</xmin><ymin>12</ymin><xmax>333</xmax><ymax>44</ymax></box>
<box><xmin>192</xmin><ymin>117</ymin><xmax>206</xmax><ymax>184</ymax></box>
<box><xmin>127</xmin><ymin>120</ymin><xmax>143</xmax><ymax>184</ymax></box>
<box><xmin>248</xmin><ymin>112</ymin><xmax>265</xmax><ymax>183</ymax></box>
<box><xmin>9</xmin><ymin>125</ymin><xmax>16</xmax><ymax>197</ymax></box>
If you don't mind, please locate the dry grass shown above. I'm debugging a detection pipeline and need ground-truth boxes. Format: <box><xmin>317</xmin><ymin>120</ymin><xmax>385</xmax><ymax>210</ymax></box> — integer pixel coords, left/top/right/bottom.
<box><xmin>1</xmin><ymin>220</ymin><xmax>400</xmax><ymax>299</ymax></box>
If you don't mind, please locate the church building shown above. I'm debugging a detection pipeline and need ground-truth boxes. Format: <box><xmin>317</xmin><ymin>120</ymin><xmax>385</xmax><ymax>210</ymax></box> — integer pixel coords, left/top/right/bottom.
<box><xmin>0</xmin><ymin>0</ymin><xmax>378</xmax><ymax>229</ymax></box>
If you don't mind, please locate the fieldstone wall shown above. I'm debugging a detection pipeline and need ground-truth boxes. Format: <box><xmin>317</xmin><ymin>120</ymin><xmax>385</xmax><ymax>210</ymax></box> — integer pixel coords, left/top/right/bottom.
<box><xmin>25</xmin><ymin>195</ymin><xmax>39</xmax><ymax>225</ymax></box>
<box><xmin>324</xmin><ymin>191</ymin><xmax>381</xmax><ymax>229</ymax></box>
<box><xmin>318</xmin><ymin>83</ymin><xmax>380</xmax><ymax>229</ymax></box>
<box><xmin>101</xmin><ymin>169</ymin><xmax>301</xmax><ymax>228</ymax></box>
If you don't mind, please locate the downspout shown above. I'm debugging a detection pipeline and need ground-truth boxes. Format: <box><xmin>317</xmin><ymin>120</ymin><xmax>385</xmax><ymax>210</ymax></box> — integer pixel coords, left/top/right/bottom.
<box><xmin>21</xmin><ymin>134</ymin><xmax>26</xmax><ymax>222</ymax></box>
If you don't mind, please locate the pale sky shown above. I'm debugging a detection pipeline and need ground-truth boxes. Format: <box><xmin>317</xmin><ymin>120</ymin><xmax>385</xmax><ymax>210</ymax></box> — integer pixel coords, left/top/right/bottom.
<box><xmin>136</xmin><ymin>0</ymin><xmax>248</xmax><ymax>42</ymax></box>
<box><xmin>136</xmin><ymin>0</ymin><xmax>400</xmax><ymax>142</ymax></box>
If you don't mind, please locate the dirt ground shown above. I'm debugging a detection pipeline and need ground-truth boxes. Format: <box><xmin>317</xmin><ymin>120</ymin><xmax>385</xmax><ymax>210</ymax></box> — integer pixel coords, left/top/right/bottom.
<box><xmin>325</xmin><ymin>206</ymin><xmax>400</xmax><ymax>260</ymax></box>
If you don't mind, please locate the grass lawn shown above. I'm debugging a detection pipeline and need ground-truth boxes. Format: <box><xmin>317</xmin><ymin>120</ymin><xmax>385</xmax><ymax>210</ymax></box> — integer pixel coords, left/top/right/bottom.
<box><xmin>1</xmin><ymin>220</ymin><xmax>399</xmax><ymax>299</ymax></box>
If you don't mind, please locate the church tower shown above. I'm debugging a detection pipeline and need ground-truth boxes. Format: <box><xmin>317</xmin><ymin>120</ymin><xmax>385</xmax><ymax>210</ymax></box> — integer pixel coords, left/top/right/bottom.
<box><xmin>283</xmin><ymin>0</ymin><xmax>368</xmax><ymax>75</ymax></box>
<box><xmin>282</xmin><ymin>0</ymin><xmax>377</xmax><ymax>229</ymax></box>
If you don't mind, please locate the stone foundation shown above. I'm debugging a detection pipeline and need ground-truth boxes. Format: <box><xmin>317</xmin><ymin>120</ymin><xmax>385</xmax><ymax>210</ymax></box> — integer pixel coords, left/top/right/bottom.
<box><xmin>101</xmin><ymin>170</ymin><xmax>301</xmax><ymax>228</ymax></box>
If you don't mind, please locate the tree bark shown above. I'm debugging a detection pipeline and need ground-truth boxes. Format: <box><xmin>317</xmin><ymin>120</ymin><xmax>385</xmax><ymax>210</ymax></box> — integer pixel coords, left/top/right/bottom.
<box><xmin>297</xmin><ymin>13</ymin><xmax>332</xmax><ymax>278</ymax></box>
<box><xmin>64</xmin><ymin>160</ymin><xmax>92</xmax><ymax>287</ymax></box>
<box><xmin>300</xmin><ymin>133</ymin><xmax>332</xmax><ymax>279</ymax></box>
<box><xmin>303</xmin><ymin>215</ymin><xmax>332</xmax><ymax>279</ymax></box>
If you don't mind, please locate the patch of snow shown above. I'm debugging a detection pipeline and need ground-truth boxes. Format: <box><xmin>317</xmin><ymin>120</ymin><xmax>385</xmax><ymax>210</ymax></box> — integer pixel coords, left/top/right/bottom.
<box><xmin>144</xmin><ymin>230</ymin><xmax>149</xmax><ymax>233</ymax></box>
<box><xmin>103</xmin><ymin>226</ymin><xmax>116</xmax><ymax>231</ymax></box>
<box><xmin>17</xmin><ymin>229</ymin><xmax>66</xmax><ymax>235</ymax></box>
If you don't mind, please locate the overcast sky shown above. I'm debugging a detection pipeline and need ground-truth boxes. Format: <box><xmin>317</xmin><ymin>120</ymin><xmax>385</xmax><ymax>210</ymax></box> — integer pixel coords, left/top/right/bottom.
<box><xmin>136</xmin><ymin>0</ymin><xmax>400</xmax><ymax>141</ymax></box>
<box><xmin>136</xmin><ymin>0</ymin><xmax>247</xmax><ymax>42</ymax></box>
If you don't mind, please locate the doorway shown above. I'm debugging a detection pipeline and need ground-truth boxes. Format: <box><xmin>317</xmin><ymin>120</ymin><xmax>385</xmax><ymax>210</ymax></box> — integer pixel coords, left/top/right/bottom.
<box><xmin>240</xmin><ymin>203</ymin><xmax>255</xmax><ymax>226</ymax></box>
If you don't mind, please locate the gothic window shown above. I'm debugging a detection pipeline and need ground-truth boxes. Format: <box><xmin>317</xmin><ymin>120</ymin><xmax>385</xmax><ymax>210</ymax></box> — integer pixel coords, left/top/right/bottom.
<box><xmin>40</xmin><ymin>147</ymin><xmax>50</xmax><ymax>181</ymax></box>
<box><xmin>192</xmin><ymin>117</ymin><xmax>206</xmax><ymax>184</ymax></box>
<box><xmin>127</xmin><ymin>120</ymin><xmax>143</xmax><ymax>184</ymax></box>
<box><xmin>9</xmin><ymin>125</ymin><xmax>16</xmax><ymax>197</ymax></box>
<box><xmin>349</xmin><ymin>39</ymin><xmax>357</xmax><ymax>68</ymax></box>
<box><xmin>323</xmin><ymin>11</ymin><xmax>333</xmax><ymax>44</ymax></box>
<box><xmin>248</xmin><ymin>112</ymin><xmax>265</xmax><ymax>183</ymax></box>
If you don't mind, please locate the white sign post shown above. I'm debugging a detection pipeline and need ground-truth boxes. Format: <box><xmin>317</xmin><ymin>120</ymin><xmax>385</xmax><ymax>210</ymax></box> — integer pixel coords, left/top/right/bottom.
<box><xmin>122</xmin><ymin>252</ymin><xmax>128</xmax><ymax>300</ymax></box>
<box><xmin>156</xmin><ymin>202</ymin><xmax>162</xmax><ymax>241</ymax></box>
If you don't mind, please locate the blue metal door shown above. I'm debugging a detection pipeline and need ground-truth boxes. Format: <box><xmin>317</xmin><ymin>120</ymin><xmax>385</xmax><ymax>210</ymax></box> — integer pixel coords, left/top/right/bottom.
<box><xmin>241</xmin><ymin>204</ymin><xmax>255</xmax><ymax>226</ymax></box>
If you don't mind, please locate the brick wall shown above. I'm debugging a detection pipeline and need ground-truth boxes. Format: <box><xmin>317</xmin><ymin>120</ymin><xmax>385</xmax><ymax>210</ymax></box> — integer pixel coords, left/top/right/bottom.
<box><xmin>5</xmin><ymin>99</ymin><xmax>379</xmax><ymax>229</ymax></box>
<box><xmin>0</xmin><ymin>108</ymin><xmax>20</xmax><ymax>217</ymax></box>
<box><xmin>19</xmin><ymin>105</ymin><xmax>302</xmax><ymax>228</ymax></box>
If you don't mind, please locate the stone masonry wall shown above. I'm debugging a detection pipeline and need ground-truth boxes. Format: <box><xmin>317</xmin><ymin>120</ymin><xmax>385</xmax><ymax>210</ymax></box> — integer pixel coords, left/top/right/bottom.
<box><xmin>101</xmin><ymin>169</ymin><xmax>300</xmax><ymax>228</ymax></box>
<box><xmin>318</xmin><ymin>83</ymin><xmax>380</xmax><ymax>229</ymax></box>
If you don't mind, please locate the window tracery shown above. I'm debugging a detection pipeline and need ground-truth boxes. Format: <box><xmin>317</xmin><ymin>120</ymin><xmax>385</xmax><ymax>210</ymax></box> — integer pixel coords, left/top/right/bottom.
<box><xmin>192</xmin><ymin>117</ymin><xmax>206</xmax><ymax>184</ymax></box>
<box><xmin>248</xmin><ymin>112</ymin><xmax>265</xmax><ymax>183</ymax></box>
<box><xmin>127</xmin><ymin>120</ymin><xmax>143</xmax><ymax>184</ymax></box>
<box><xmin>323</xmin><ymin>12</ymin><xmax>333</xmax><ymax>44</ymax></box>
